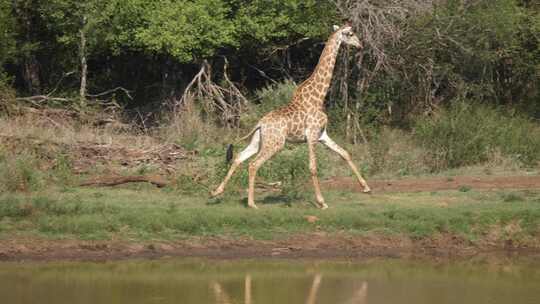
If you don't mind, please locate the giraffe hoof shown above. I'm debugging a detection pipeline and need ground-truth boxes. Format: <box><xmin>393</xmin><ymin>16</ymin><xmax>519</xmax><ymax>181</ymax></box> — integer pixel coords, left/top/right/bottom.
<box><xmin>319</xmin><ymin>203</ymin><xmax>329</xmax><ymax>210</ymax></box>
<box><xmin>210</xmin><ymin>188</ymin><xmax>223</xmax><ymax>197</ymax></box>
<box><xmin>247</xmin><ymin>204</ymin><xmax>259</xmax><ymax>209</ymax></box>
<box><xmin>362</xmin><ymin>187</ymin><xmax>372</xmax><ymax>194</ymax></box>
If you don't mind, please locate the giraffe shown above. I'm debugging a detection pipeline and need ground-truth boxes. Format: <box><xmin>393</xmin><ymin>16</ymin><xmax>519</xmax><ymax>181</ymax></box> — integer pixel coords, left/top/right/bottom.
<box><xmin>212</xmin><ymin>273</ymin><xmax>368</xmax><ymax>304</ymax></box>
<box><xmin>211</xmin><ymin>23</ymin><xmax>371</xmax><ymax>209</ymax></box>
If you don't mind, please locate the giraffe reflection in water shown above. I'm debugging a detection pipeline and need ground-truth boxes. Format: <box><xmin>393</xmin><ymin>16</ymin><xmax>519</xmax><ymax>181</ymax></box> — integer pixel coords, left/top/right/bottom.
<box><xmin>211</xmin><ymin>274</ymin><xmax>368</xmax><ymax>304</ymax></box>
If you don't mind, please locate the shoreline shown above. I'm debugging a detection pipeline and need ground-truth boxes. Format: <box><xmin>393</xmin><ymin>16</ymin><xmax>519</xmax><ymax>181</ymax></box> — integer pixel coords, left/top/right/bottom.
<box><xmin>1</xmin><ymin>234</ymin><xmax>539</xmax><ymax>262</ymax></box>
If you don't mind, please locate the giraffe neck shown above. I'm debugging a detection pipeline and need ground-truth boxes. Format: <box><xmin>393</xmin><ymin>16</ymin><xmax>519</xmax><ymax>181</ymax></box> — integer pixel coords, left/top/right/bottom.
<box><xmin>313</xmin><ymin>32</ymin><xmax>341</xmax><ymax>90</ymax></box>
<box><xmin>291</xmin><ymin>32</ymin><xmax>342</xmax><ymax>110</ymax></box>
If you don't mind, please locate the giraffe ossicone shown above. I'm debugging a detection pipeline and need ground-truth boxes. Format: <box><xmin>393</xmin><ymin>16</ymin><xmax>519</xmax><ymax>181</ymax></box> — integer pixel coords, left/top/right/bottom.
<box><xmin>211</xmin><ymin>24</ymin><xmax>371</xmax><ymax>209</ymax></box>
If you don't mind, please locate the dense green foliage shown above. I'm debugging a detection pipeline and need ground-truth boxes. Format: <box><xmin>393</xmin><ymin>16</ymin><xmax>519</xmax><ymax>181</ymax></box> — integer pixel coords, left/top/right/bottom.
<box><xmin>0</xmin><ymin>0</ymin><xmax>335</xmax><ymax>100</ymax></box>
<box><xmin>343</xmin><ymin>0</ymin><xmax>539</xmax><ymax>127</ymax></box>
<box><xmin>0</xmin><ymin>0</ymin><xmax>535</xmax><ymax>113</ymax></box>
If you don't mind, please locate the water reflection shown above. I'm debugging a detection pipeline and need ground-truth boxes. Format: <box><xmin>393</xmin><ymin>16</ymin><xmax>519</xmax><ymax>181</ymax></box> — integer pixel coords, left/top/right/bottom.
<box><xmin>0</xmin><ymin>258</ymin><xmax>539</xmax><ymax>304</ymax></box>
<box><xmin>212</xmin><ymin>273</ymin><xmax>368</xmax><ymax>304</ymax></box>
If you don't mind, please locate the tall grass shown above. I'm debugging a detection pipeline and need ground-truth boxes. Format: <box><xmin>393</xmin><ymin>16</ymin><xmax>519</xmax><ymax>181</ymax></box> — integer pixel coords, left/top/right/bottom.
<box><xmin>0</xmin><ymin>152</ymin><xmax>45</xmax><ymax>192</ymax></box>
<box><xmin>414</xmin><ymin>102</ymin><xmax>540</xmax><ymax>170</ymax></box>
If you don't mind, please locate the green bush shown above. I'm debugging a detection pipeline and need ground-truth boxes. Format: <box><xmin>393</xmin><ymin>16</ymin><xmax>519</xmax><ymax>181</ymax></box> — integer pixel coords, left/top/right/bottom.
<box><xmin>254</xmin><ymin>80</ymin><xmax>295</xmax><ymax>114</ymax></box>
<box><xmin>414</xmin><ymin>102</ymin><xmax>540</xmax><ymax>170</ymax></box>
<box><xmin>239</xmin><ymin>80</ymin><xmax>296</xmax><ymax>131</ymax></box>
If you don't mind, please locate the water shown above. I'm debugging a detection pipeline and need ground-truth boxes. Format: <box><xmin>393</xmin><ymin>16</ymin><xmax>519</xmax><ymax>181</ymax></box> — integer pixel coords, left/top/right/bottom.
<box><xmin>1</xmin><ymin>258</ymin><xmax>539</xmax><ymax>304</ymax></box>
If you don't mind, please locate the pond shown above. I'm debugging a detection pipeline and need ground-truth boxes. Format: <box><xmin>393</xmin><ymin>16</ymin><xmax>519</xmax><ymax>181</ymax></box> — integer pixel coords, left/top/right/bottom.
<box><xmin>1</xmin><ymin>257</ymin><xmax>539</xmax><ymax>304</ymax></box>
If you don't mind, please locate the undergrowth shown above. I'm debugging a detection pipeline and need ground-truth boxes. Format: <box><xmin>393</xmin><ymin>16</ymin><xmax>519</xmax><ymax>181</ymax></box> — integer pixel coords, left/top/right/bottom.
<box><xmin>0</xmin><ymin>81</ymin><xmax>539</xmax><ymax>199</ymax></box>
<box><xmin>415</xmin><ymin>102</ymin><xmax>540</xmax><ymax>170</ymax></box>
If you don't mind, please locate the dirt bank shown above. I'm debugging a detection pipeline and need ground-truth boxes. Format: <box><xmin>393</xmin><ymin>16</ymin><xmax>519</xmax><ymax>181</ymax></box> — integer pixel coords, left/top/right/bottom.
<box><xmin>1</xmin><ymin>233</ymin><xmax>538</xmax><ymax>262</ymax></box>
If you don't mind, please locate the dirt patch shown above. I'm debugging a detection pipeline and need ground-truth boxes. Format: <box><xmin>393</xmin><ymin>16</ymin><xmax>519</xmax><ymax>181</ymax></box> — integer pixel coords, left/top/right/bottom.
<box><xmin>322</xmin><ymin>175</ymin><xmax>540</xmax><ymax>193</ymax></box>
<box><xmin>0</xmin><ymin>234</ymin><xmax>538</xmax><ymax>262</ymax></box>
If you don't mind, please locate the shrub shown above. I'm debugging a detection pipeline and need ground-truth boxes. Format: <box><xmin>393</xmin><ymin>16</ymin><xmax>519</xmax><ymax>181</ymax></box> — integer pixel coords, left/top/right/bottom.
<box><xmin>0</xmin><ymin>79</ymin><xmax>16</xmax><ymax>114</ymax></box>
<box><xmin>364</xmin><ymin>127</ymin><xmax>429</xmax><ymax>176</ymax></box>
<box><xmin>254</xmin><ymin>80</ymin><xmax>295</xmax><ymax>113</ymax></box>
<box><xmin>240</xmin><ymin>80</ymin><xmax>296</xmax><ymax>128</ymax></box>
<box><xmin>414</xmin><ymin>102</ymin><xmax>540</xmax><ymax>170</ymax></box>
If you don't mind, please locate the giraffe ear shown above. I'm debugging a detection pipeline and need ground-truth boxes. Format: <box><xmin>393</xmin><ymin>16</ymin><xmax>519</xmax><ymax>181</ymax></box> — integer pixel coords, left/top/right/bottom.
<box><xmin>333</xmin><ymin>25</ymin><xmax>339</xmax><ymax>31</ymax></box>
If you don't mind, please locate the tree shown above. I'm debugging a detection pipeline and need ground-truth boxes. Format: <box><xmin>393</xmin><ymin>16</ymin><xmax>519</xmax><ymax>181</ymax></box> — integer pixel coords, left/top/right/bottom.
<box><xmin>40</xmin><ymin>0</ymin><xmax>113</xmax><ymax>103</ymax></box>
<box><xmin>134</xmin><ymin>0</ymin><xmax>236</xmax><ymax>62</ymax></box>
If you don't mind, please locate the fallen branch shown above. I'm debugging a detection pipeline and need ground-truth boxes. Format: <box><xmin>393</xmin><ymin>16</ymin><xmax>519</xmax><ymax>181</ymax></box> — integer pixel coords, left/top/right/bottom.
<box><xmin>86</xmin><ymin>86</ymin><xmax>133</xmax><ymax>100</ymax></box>
<box><xmin>79</xmin><ymin>175</ymin><xmax>169</xmax><ymax>188</ymax></box>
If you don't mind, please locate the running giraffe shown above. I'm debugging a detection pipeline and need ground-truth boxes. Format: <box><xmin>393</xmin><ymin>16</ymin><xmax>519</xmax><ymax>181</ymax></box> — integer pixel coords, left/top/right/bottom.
<box><xmin>211</xmin><ymin>23</ymin><xmax>371</xmax><ymax>209</ymax></box>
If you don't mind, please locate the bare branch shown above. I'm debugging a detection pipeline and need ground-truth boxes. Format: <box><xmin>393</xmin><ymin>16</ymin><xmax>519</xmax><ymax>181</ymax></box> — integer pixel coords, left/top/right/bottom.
<box><xmin>174</xmin><ymin>59</ymin><xmax>248</xmax><ymax>128</ymax></box>
<box><xmin>86</xmin><ymin>86</ymin><xmax>133</xmax><ymax>100</ymax></box>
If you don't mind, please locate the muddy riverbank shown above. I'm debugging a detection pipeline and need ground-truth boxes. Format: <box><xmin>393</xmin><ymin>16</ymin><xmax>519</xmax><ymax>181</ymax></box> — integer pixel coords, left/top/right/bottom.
<box><xmin>1</xmin><ymin>233</ymin><xmax>539</xmax><ymax>262</ymax></box>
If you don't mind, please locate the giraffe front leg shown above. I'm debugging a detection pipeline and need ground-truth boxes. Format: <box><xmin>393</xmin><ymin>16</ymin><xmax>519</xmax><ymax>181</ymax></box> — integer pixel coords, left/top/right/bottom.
<box><xmin>319</xmin><ymin>130</ymin><xmax>371</xmax><ymax>193</ymax></box>
<box><xmin>308</xmin><ymin>141</ymin><xmax>328</xmax><ymax>209</ymax></box>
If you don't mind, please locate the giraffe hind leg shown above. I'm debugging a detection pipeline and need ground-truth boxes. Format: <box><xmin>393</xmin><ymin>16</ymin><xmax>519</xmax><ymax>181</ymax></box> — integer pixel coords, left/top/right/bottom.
<box><xmin>247</xmin><ymin>139</ymin><xmax>284</xmax><ymax>209</ymax></box>
<box><xmin>210</xmin><ymin>129</ymin><xmax>261</xmax><ymax>197</ymax></box>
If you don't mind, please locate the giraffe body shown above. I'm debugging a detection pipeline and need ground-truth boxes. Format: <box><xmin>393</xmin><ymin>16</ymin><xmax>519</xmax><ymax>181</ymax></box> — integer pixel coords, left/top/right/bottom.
<box><xmin>211</xmin><ymin>24</ymin><xmax>371</xmax><ymax>209</ymax></box>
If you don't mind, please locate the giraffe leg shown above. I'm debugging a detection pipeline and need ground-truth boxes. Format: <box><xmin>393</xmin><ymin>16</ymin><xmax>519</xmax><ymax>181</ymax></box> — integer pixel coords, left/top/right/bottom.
<box><xmin>305</xmin><ymin>274</ymin><xmax>323</xmax><ymax>304</ymax></box>
<box><xmin>247</xmin><ymin>143</ymin><xmax>282</xmax><ymax>209</ymax></box>
<box><xmin>319</xmin><ymin>130</ymin><xmax>371</xmax><ymax>193</ymax></box>
<box><xmin>308</xmin><ymin>140</ymin><xmax>328</xmax><ymax>209</ymax></box>
<box><xmin>211</xmin><ymin>129</ymin><xmax>261</xmax><ymax>197</ymax></box>
<box><xmin>245</xmin><ymin>274</ymin><xmax>252</xmax><ymax>304</ymax></box>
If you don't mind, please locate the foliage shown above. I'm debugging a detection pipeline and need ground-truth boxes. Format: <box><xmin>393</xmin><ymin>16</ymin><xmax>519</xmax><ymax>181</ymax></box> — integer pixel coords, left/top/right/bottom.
<box><xmin>414</xmin><ymin>102</ymin><xmax>540</xmax><ymax>170</ymax></box>
<box><xmin>234</xmin><ymin>0</ymin><xmax>337</xmax><ymax>45</ymax></box>
<box><xmin>134</xmin><ymin>0</ymin><xmax>236</xmax><ymax>62</ymax></box>
<box><xmin>254</xmin><ymin>80</ymin><xmax>295</xmax><ymax>111</ymax></box>
<box><xmin>0</xmin><ymin>0</ymin><xmax>16</xmax><ymax>69</ymax></box>
<box><xmin>328</xmin><ymin>0</ymin><xmax>540</xmax><ymax>134</ymax></box>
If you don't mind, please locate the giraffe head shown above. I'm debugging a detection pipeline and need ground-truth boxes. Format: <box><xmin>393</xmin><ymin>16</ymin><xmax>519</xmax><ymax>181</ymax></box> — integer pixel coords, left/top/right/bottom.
<box><xmin>333</xmin><ymin>23</ymin><xmax>362</xmax><ymax>48</ymax></box>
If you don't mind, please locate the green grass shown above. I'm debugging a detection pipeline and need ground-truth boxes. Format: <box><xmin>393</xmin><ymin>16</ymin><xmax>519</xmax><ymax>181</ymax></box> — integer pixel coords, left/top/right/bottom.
<box><xmin>0</xmin><ymin>185</ymin><xmax>539</xmax><ymax>244</ymax></box>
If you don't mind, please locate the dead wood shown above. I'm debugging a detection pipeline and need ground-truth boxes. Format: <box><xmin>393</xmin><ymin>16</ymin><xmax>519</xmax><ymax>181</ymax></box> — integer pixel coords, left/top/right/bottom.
<box><xmin>79</xmin><ymin>175</ymin><xmax>169</xmax><ymax>188</ymax></box>
<box><xmin>0</xmin><ymin>134</ymin><xmax>192</xmax><ymax>174</ymax></box>
<box><xmin>174</xmin><ymin>59</ymin><xmax>247</xmax><ymax>128</ymax></box>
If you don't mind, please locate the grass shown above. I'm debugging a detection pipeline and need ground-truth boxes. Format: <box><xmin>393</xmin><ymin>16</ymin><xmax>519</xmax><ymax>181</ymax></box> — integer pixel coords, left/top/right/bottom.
<box><xmin>1</xmin><ymin>185</ymin><xmax>539</xmax><ymax>244</ymax></box>
<box><xmin>1</xmin><ymin>82</ymin><xmax>540</xmax><ymax>248</ymax></box>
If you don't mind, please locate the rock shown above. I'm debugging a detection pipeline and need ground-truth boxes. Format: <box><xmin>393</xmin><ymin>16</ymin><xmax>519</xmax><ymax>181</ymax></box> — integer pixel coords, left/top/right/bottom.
<box><xmin>304</xmin><ymin>215</ymin><xmax>319</xmax><ymax>223</ymax></box>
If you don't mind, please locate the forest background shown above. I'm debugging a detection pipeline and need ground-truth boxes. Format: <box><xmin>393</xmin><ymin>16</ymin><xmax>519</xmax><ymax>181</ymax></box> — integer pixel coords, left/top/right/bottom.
<box><xmin>0</xmin><ymin>0</ymin><xmax>539</xmax><ymax>188</ymax></box>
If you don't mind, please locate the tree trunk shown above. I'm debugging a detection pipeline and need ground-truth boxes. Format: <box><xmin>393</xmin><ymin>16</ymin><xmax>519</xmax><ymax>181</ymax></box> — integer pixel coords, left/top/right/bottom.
<box><xmin>22</xmin><ymin>56</ymin><xmax>41</xmax><ymax>95</ymax></box>
<box><xmin>79</xmin><ymin>16</ymin><xmax>88</xmax><ymax>104</ymax></box>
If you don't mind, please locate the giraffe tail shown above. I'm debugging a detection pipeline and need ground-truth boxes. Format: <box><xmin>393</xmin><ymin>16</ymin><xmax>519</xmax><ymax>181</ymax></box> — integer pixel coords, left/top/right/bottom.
<box><xmin>225</xmin><ymin>125</ymin><xmax>260</xmax><ymax>163</ymax></box>
<box><xmin>226</xmin><ymin>144</ymin><xmax>234</xmax><ymax>163</ymax></box>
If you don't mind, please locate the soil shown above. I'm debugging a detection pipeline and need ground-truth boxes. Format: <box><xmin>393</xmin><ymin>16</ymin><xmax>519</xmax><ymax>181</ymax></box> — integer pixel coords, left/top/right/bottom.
<box><xmin>0</xmin><ymin>233</ymin><xmax>538</xmax><ymax>262</ymax></box>
<box><xmin>322</xmin><ymin>175</ymin><xmax>540</xmax><ymax>193</ymax></box>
